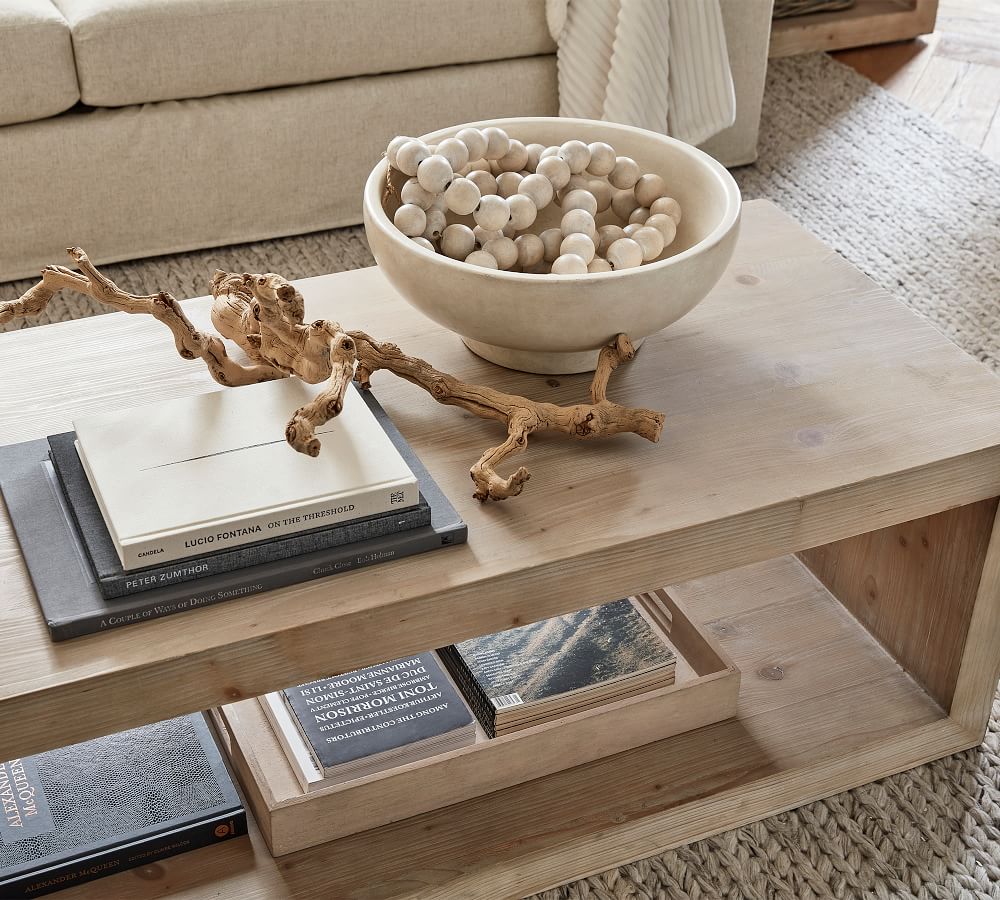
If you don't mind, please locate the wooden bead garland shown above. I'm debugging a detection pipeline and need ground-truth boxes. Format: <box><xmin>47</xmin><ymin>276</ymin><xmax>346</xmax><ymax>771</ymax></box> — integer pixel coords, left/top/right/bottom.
<box><xmin>385</xmin><ymin>127</ymin><xmax>682</xmax><ymax>275</ymax></box>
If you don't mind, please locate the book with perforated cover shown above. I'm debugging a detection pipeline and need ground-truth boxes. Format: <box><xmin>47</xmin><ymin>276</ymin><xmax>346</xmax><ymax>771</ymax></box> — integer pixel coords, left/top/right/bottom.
<box><xmin>0</xmin><ymin>714</ymin><xmax>245</xmax><ymax>898</ymax></box>
<box><xmin>73</xmin><ymin>379</ymin><xmax>419</xmax><ymax>570</ymax></box>
<box><xmin>440</xmin><ymin>597</ymin><xmax>676</xmax><ymax>737</ymax></box>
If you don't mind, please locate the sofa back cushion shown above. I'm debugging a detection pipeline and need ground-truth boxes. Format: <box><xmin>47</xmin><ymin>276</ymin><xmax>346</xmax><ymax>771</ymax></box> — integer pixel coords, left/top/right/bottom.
<box><xmin>0</xmin><ymin>0</ymin><xmax>79</xmax><ymax>126</ymax></box>
<box><xmin>53</xmin><ymin>0</ymin><xmax>556</xmax><ymax>107</ymax></box>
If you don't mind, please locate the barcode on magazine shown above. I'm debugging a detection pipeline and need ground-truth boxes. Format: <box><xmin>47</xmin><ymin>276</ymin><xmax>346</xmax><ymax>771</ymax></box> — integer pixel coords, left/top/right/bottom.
<box><xmin>491</xmin><ymin>693</ymin><xmax>523</xmax><ymax>709</ymax></box>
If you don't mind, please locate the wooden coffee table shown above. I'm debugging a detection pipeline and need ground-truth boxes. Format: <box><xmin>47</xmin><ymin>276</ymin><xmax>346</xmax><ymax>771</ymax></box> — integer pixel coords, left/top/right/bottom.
<box><xmin>2</xmin><ymin>200</ymin><xmax>1000</xmax><ymax>898</ymax></box>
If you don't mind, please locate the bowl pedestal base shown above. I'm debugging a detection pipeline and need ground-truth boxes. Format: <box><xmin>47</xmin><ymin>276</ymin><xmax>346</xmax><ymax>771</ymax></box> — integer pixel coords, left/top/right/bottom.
<box><xmin>462</xmin><ymin>337</ymin><xmax>647</xmax><ymax>375</ymax></box>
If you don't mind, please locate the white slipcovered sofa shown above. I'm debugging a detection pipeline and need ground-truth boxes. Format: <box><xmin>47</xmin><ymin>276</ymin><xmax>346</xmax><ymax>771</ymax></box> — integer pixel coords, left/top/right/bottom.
<box><xmin>0</xmin><ymin>0</ymin><xmax>772</xmax><ymax>282</ymax></box>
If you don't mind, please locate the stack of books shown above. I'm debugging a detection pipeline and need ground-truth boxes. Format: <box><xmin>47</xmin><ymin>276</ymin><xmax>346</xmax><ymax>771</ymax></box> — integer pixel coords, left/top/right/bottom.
<box><xmin>260</xmin><ymin>652</ymin><xmax>476</xmax><ymax>792</ymax></box>
<box><xmin>0</xmin><ymin>714</ymin><xmax>245</xmax><ymax>898</ymax></box>
<box><xmin>0</xmin><ymin>378</ymin><xmax>466</xmax><ymax>640</ymax></box>
<box><xmin>439</xmin><ymin>595</ymin><xmax>676</xmax><ymax>737</ymax></box>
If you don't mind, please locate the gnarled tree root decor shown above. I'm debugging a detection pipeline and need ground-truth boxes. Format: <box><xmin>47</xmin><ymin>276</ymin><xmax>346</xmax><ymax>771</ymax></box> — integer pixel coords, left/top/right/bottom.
<box><xmin>1</xmin><ymin>248</ymin><xmax>665</xmax><ymax>502</ymax></box>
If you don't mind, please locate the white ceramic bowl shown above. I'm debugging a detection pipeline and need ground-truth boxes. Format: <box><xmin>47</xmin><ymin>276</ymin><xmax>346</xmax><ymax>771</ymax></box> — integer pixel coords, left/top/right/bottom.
<box><xmin>364</xmin><ymin>117</ymin><xmax>741</xmax><ymax>374</ymax></box>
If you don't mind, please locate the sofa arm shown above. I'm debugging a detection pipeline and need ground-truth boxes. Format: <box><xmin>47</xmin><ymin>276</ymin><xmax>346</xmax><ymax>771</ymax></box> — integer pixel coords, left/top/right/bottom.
<box><xmin>700</xmin><ymin>0</ymin><xmax>774</xmax><ymax>167</ymax></box>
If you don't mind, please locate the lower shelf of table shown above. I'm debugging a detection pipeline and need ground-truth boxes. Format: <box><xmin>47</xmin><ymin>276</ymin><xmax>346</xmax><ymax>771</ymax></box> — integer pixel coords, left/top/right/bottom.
<box><xmin>56</xmin><ymin>554</ymin><xmax>979</xmax><ymax>900</ymax></box>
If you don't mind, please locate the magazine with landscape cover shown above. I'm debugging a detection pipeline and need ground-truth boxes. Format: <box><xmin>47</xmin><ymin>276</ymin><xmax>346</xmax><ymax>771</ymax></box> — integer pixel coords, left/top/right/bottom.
<box><xmin>440</xmin><ymin>597</ymin><xmax>676</xmax><ymax>737</ymax></box>
<box><xmin>270</xmin><ymin>652</ymin><xmax>475</xmax><ymax>788</ymax></box>
<box><xmin>0</xmin><ymin>713</ymin><xmax>245</xmax><ymax>899</ymax></box>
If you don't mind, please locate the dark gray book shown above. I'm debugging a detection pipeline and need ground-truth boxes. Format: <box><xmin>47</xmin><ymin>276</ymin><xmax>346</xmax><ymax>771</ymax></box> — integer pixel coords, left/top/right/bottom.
<box><xmin>47</xmin><ymin>431</ymin><xmax>431</xmax><ymax>600</ymax></box>
<box><xmin>281</xmin><ymin>652</ymin><xmax>474</xmax><ymax>778</ymax></box>
<box><xmin>0</xmin><ymin>391</ymin><xmax>466</xmax><ymax>641</ymax></box>
<box><xmin>0</xmin><ymin>713</ymin><xmax>245</xmax><ymax>899</ymax></box>
<box><xmin>440</xmin><ymin>598</ymin><xmax>675</xmax><ymax>738</ymax></box>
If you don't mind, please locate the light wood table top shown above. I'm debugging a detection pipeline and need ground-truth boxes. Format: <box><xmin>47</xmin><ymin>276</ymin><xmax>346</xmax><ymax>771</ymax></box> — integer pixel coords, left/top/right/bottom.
<box><xmin>2</xmin><ymin>199</ymin><xmax>1000</xmax><ymax>760</ymax></box>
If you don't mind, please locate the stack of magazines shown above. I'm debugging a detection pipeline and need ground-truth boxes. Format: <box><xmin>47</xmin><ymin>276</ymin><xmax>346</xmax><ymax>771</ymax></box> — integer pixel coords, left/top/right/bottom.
<box><xmin>258</xmin><ymin>595</ymin><xmax>679</xmax><ymax>790</ymax></box>
<box><xmin>439</xmin><ymin>595</ymin><xmax>676</xmax><ymax>737</ymax></box>
<box><xmin>0</xmin><ymin>378</ymin><xmax>466</xmax><ymax>640</ymax></box>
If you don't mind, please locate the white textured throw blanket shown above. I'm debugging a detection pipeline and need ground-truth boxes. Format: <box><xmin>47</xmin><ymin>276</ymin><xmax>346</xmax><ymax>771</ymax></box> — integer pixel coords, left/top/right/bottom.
<box><xmin>547</xmin><ymin>0</ymin><xmax>736</xmax><ymax>145</ymax></box>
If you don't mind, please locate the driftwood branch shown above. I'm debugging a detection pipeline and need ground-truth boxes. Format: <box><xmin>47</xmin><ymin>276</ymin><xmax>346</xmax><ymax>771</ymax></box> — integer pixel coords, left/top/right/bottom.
<box><xmin>0</xmin><ymin>249</ymin><xmax>665</xmax><ymax>501</ymax></box>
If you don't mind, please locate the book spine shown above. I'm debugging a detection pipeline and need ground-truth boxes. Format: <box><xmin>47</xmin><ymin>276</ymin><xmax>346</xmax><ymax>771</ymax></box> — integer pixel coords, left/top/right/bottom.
<box><xmin>438</xmin><ymin>648</ymin><xmax>498</xmax><ymax>738</ymax></box>
<box><xmin>99</xmin><ymin>502</ymin><xmax>431</xmax><ymax>600</ymax></box>
<box><xmin>48</xmin><ymin>523</ymin><xmax>467</xmax><ymax>641</ymax></box>
<box><xmin>121</xmin><ymin>479</ymin><xmax>421</xmax><ymax>570</ymax></box>
<box><xmin>0</xmin><ymin>809</ymin><xmax>246</xmax><ymax>899</ymax></box>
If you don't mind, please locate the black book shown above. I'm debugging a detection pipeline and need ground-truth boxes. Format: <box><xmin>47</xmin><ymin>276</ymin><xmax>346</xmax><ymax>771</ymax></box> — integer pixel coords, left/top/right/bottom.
<box><xmin>440</xmin><ymin>597</ymin><xmax>676</xmax><ymax>738</ymax></box>
<box><xmin>0</xmin><ymin>390</ymin><xmax>467</xmax><ymax>641</ymax></box>
<box><xmin>0</xmin><ymin>714</ymin><xmax>245</xmax><ymax>899</ymax></box>
<box><xmin>280</xmin><ymin>652</ymin><xmax>475</xmax><ymax>781</ymax></box>
<box><xmin>47</xmin><ymin>431</ymin><xmax>431</xmax><ymax>600</ymax></box>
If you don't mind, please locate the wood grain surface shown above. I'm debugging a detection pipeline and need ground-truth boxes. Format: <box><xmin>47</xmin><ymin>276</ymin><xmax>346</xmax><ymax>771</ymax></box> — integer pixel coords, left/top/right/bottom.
<box><xmin>3</xmin><ymin>200</ymin><xmax>1000</xmax><ymax>760</ymax></box>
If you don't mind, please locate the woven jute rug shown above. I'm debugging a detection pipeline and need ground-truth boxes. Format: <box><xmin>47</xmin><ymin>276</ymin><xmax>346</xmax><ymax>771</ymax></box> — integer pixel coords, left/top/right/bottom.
<box><xmin>4</xmin><ymin>53</ymin><xmax>1000</xmax><ymax>898</ymax></box>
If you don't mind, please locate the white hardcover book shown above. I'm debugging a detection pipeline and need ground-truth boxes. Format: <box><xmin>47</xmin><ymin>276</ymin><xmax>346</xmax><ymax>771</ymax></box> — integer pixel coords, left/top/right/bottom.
<box><xmin>73</xmin><ymin>379</ymin><xmax>418</xmax><ymax>570</ymax></box>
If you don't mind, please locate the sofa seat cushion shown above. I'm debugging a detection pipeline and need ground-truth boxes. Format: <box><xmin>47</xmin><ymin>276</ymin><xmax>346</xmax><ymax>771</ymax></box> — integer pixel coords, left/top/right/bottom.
<box><xmin>53</xmin><ymin>0</ymin><xmax>556</xmax><ymax>107</ymax></box>
<box><xmin>0</xmin><ymin>0</ymin><xmax>79</xmax><ymax>126</ymax></box>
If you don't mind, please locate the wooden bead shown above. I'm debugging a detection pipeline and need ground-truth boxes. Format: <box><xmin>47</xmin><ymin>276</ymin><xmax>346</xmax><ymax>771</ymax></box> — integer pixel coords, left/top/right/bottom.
<box><xmin>623</xmin><ymin>223</ymin><xmax>642</xmax><ymax>238</ymax></box>
<box><xmin>560</xmin><ymin>189</ymin><xmax>598</xmax><ymax>217</ymax></box>
<box><xmin>524</xmin><ymin>260</ymin><xmax>551</xmax><ymax>275</ymax></box>
<box><xmin>387</xmin><ymin>135</ymin><xmax>413</xmax><ymax>168</ymax></box>
<box><xmin>502</xmin><ymin>221</ymin><xmax>518</xmax><ymax>238</ymax></box>
<box><xmin>428</xmin><ymin>193</ymin><xmax>449</xmax><ymax>214</ymax></box>
<box><xmin>551</xmin><ymin>253</ymin><xmax>588</xmax><ymax>275</ymax></box>
<box><xmin>597</xmin><ymin>224</ymin><xmax>626</xmax><ymax>256</ymax></box>
<box><xmin>609</xmin><ymin>156</ymin><xmax>640</xmax><ymax>190</ymax></box>
<box><xmin>560</xmin><ymin>232</ymin><xmax>596</xmax><ymax>264</ymax></box>
<box><xmin>634</xmin><ymin>174</ymin><xmax>666</xmax><ymax>208</ymax></box>
<box><xmin>416</xmin><ymin>154</ymin><xmax>453</xmax><ymax>194</ymax></box>
<box><xmin>606</xmin><ymin>237</ymin><xmax>643</xmax><ymax>270</ymax></box>
<box><xmin>465</xmin><ymin>249</ymin><xmax>498</xmax><ymax>269</ymax></box>
<box><xmin>644</xmin><ymin>213</ymin><xmax>678</xmax><ymax>246</ymax></box>
<box><xmin>506</xmin><ymin>194</ymin><xmax>537</xmax><ymax>231</ymax></box>
<box><xmin>473</xmin><ymin>195</ymin><xmax>510</xmax><ymax>231</ymax></box>
<box><xmin>473</xmin><ymin>225</ymin><xmax>503</xmax><ymax>246</ymax></box>
<box><xmin>588</xmin><ymin>179</ymin><xmax>613</xmax><ymax>213</ymax></box>
<box><xmin>610</xmin><ymin>189</ymin><xmax>639</xmax><ymax>222</ymax></box>
<box><xmin>559</xmin><ymin>140</ymin><xmax>591</xmax><ymax>174</ymax></box>
<box><xmin>393</xmin><ymin>203</ymin><xmax>427</xmax><ymax>237</ymax></box>
<box><xmin>461</xmin><ymin>159</ymin><xmax>491</xmax><ymax>175</ymax></box>
<box><xmin>650</xmin><ymin>196</ymin><xmax>682</xmax><ymax>225</ymax></box>
<box><xmin>518</xmin><ymin>173</ymin><xmax>554</xmax><ymax>210</ymax></box>
<box><xmin>467</xmin><ymin>169</ymin><xmax>497</xmax><ymax>197</ymax></box>
<box><xmin>560</xmin><ymin>208</ymin><xmax>597</xmax><ymax>241</ymax></box>
<box><xmin>422</xmin><ymin>208</ymin><xmax>447</xmax><ymax>241</ymax></box>
<box><xmin>632</xmin><ymin>225</ymin><xmax>665</xmax><ymax>261</ymax></box>
<box><xmin>456</xmin><ymin>127</ymin><xmax>488</xmax><ymax>162</ymax></box>
<box><xmin>436</xmin><ymin>138</ymin><xmax>470</xmax><ymax>173</ymax></box>
<box><xmin>482</xmin><ymin>127</ymin><xmax>511</xmax><ymax>160</ymax></box>
<box><xmin>586</xmin><ymin>141</ymin><xmax>616</xmax><ymax>177</ymax></box>
<box><xmin>628</xmin><ymin>206</ymin><xmax>650</xmax><ymax>225</ymax></box>
<box><xmin>410</xmin><ymin>236</ymin><xmax>435</xmax><ymax>252</ymax></box>
<box><xmin>588</xmin><ymin>257</ymin><xmax>613</xmax><ymax>273</ymax></box>
<box><xmin>395</xmin><ymin>140</ymin><xmax>430</xmax><ymax>177</ymax></box>
<box><xmin>441</xmin><ymin>223</ymin><xmax>475</xmax><ymax>259</ymax></box>
<box><xmin>514</xmin><ymin>233</ymin><xmax>544</xmax><ymax>268</ymax></box>
<box><xmin>496</xmin><ymin>171</ymin><xmax>523</xmax><ymax>199</ymax></box>
<box><xmin>483</xmin><ymin>236</ymin><xmax>518</xmax><ymax>270</ymax></box>
<box><xmin>444</xmin><ymin>177</ymin><xmax>481</xmax><ymax>216</ymax></box>
<box><xmin>400</xmin><ymin>178</ymin><xmax>435</xmax><ymax>210</ymax></box>
<box><xmin>564</xmin><ymin>173</ymin><xmax>592</xmax><ymax>194</ymax></box>
<box><xmin>536</xmin><ymin>156</ymin><xmax>571</xmax><ymax>191</ymax></box>
<box><xmin>525</xmin><ymin>143</ymin><xmax>546</xmax><ymax>171</ymax></box>
<box><xmin>539</xmin><ymin>227</ymin><xmax>563</xmax><ymax>263</ymax></box>
<box><xmin>539</xmin><ymin>145</ymin><xmax>561</xmax><ymax>161</ymax></box>
<box><xmin>497</xmin><ymin>139</ymin><xmax>529</xmax><ymax>172</ymax></box>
